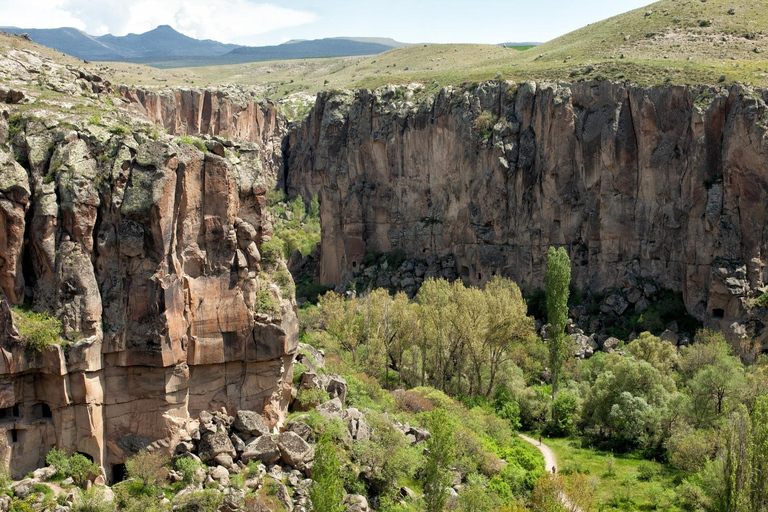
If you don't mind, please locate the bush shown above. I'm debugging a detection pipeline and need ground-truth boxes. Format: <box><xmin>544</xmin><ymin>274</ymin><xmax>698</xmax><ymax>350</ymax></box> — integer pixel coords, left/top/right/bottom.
<box><xmin>11</xmin><ymin>308</ymin><xmax>62</xmax><ymax>352</ymax></box>
<box><xmin>125</xmin><ymin>449</ymin><xmax>167</xmax><ymax>488</ymax></box>
<box><xmin>260</xmin><ymin>238</ymin><xmax>285</xmax><ymax>265</ymax></box>
<box><xmin>296</xmin><ymin>387</ymin><xmax>330</xmax><ymax>408</ymax></box>
<box><xmin>392</xmin><ymin>389</ymin><xmax>434</xmax><ymax>414</ymax></box>
<box><xmin>174</xmin><ymin>489</ymin><xmax>223</xmax><ymax>512</ymax></box>
<box><xmin>46</xmin><ymin>448</ymin><xmax>69</xmax><ymax>477</ymax></box>
<box><xmin>475</xmin><ymin>110</ymin><xmax>497</xmax><ymax>140</ymax></box>
<box><xmin>255</xmin><ymin>289</ymin><xmax>280</xmax><ymax>316</ymax></box>
<box><xmin>174</xmin><ymin>457</ymin><xmax>204</xmax><ymax>485</ymax></box>
<box><xmin>636</xmin><ymin>460</ymin><xmax>657</xmax><ymax>481</ymax></box>
<box><xmin>177</xmin><ymin>136</ymin><xmax>207</xmax><ymax>152</ymax></box>
<box><xmin>68</xmin><ymin>454</ymin><xmax>98</xmax><ymax>488</ymax></box>
<box><xmin>70</xmin><ymin>486</ymin><xmax>113</xmax><ymax>512</ymax></box>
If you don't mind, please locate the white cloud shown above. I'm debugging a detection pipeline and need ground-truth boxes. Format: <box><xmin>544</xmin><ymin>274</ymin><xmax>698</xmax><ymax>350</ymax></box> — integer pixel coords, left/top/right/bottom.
<box><xmin>0</xmin><ymin>0</ymin><xmax>86</xmax><ymax>30</ymax></box>
<box><xmin>0</xmin><ymin>0</ymin><xmax>316</xmax><ymax>44</ymax></box>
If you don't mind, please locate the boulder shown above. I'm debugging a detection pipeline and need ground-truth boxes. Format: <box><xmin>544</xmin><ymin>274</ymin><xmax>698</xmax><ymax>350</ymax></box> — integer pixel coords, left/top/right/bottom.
<box><xmin>210</xmin><ymin>465</ymin><xmax>230</xmax><ymax>486</ymax></box>
<box><xmin>602</xmin><ymin>337</ymin><xmax>621</xmax><ymax>352</ymax></box>
<box><xmin>241</xmin><ymin>435</ymin><xmax>280</xmax><ymax>465</ymax></box>
<box><xmin>233</xmin><ymin>410</ymin><xmax>270</xmax><ymax>437</ymax></box>
<box><xmin>32</xmin><ymin>466</ymin><xmax>57</xmax><ymax>481</ymax></box>
<box><xmin>346</xmin><ymin>494</ymin><xmax>369</xmax><ymax>512</ymax></box>
<box><xmin>317</xmin><ymin>397</ymin><xmax>344</xmax><ymax>418</ymax></box>
<box><xmin>285</xmin><ymin>421</ymin><xmax>313</xmax><ymax>442</ymax></box>
<box><xmin>660</xmin><ymin>329</ymin><xmax>679</xmax><ymax>346</ymax></box>
<box><xmin>198</xmin><ymin>431</ymin><xmax>237</xmax><ymax>463</ymax></box>
<box><xmin>276</xmin><ymin>431</ymin><xmax>315</xmax><ymax>467</ymax></box>
<box><xmin>12</xmin><ymin>479</ymin><xmax>35</xmax><ymax>499</ymax></box>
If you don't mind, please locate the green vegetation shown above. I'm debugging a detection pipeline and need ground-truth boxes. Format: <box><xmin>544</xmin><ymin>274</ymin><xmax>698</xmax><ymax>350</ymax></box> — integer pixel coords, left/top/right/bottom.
<box><xmin>545</xmin><ymin>247</ymin><xmax>571</xmax><ymax>396</ymax></box>
<box><xmin>268</xmin><ymin>193</ymin><xmax>321</xmax><ymax>260</ymax></box>
<box><xmin>474</xmin><ymin>110</ymin><xmax>498</xmax><ymax>140</ymax></box>
<box><xmin>46</xmin><ymin>449</ymin><xmax>99</xmax><ymax>488</ymax></box>
<box><xmin>176</xmin><ymin>135</ymin><xmax>207</xmax><ymax>152</ymax></box>
<box><xmin>10</xmin><ymin>307</ymin><xmax>64</xmax><ymax>352</ymax></box>
<box><xmin>309</xmin><ymin>435</ymin><xmax>345</xmax><ymax>512</ymax></box>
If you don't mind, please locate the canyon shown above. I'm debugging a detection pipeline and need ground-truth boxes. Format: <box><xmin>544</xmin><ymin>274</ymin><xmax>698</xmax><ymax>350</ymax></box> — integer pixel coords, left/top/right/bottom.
<box><xmin>1</xmin><ymin>45</ymin><xmax>768</xmax><ymax>482</ymax></box>
<box><xmin>284</xmin><ymin>80</ymin><xmax>768</xmax><ymax>346</ymax></box>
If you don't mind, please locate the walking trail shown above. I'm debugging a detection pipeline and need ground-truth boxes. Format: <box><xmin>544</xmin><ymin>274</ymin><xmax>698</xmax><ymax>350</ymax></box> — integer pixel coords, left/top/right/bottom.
<box><xmin>518</xmin><ymin>434</ymin><xmax>583</xmax><ymax>512</ymax></box>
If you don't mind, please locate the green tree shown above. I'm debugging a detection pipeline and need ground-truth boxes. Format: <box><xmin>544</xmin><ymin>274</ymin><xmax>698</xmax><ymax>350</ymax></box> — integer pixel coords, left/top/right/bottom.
<box><xmin>310</xmin><ymin>435</ymin><xmax>345</xmax><ymax>512</ymax></box>
<box><xmin>423</xmin><ymin>409</ymin><xmax>456</xmax><ymax>512</ymax></box>
<box><xmin>68</xmin><ymin>453</ymin><xmax>98</xmax><ymax>488</ymax></box>
<box><xmin>545</xmin><ymin>247</ymin><xmax>571</xmax><ymax>397</ymax></box>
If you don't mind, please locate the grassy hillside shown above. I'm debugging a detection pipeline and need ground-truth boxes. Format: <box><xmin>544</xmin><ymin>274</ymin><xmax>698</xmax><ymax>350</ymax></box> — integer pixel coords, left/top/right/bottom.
<box><xmin>2</xmin><ymin>0</ymin><xmax>767</xmax><ymax>117</ymax></box>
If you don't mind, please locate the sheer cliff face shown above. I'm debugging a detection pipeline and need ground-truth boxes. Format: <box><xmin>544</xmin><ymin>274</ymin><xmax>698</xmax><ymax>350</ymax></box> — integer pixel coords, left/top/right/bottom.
<box><xmin>286</xmin><ymin>81</ymin><xmax>768</xmax><ymax>342</ymax></box>
<box><xmin>0</xmin><ymin>114</ymin><xmax>297</xmax><ymax>479</ymax></box>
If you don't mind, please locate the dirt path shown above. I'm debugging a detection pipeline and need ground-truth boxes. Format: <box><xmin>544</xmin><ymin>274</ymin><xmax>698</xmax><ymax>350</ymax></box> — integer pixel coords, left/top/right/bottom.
<box><xmin>519</xmin><ymin>434</ymin><xmax>582</xmax><ymax>512</ymax></box>
<box><xmin>519</xmin><ymin>433</ymin><xmax>558</xmax><ymax>474</ymax></box>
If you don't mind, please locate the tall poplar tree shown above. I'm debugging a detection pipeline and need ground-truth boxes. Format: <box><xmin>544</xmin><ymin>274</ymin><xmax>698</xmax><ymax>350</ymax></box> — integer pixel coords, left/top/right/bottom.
<box><xmin>545</xmin><ymin>246</ymin><xmax>571</xmax><ymax>397</ymax></box>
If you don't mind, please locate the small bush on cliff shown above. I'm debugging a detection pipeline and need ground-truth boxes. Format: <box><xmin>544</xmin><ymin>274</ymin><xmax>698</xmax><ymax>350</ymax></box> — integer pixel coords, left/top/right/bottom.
<box><xmin>11</xmin><ymin>307</ymin><xmax>63</xmax><ymax>352</ymax></box>
<box><xmin>259</xmin><ymin>238</ymin><xmax>285</xmax><ymax>266</ymax></box>
<box><xmin>474</xmin><ymin>110</ymin><xmax>497</xmax><ymax>140</ymax></box>
<box><xmin>175</xmin><ymin>457</ymin><xmax>205</xmax><ymax>486</ymax></box>
<box><xmin>177</xmin><ymin>136</ymin><xmax>207</xmax><ymax>153</ymax></box>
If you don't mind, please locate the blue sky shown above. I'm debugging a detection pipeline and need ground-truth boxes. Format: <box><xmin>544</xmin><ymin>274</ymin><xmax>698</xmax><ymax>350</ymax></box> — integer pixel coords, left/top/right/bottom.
<box><xmin>0</xmin><ymin>0</ymin><xmax>655</xmax><ymax>45</ymax></box>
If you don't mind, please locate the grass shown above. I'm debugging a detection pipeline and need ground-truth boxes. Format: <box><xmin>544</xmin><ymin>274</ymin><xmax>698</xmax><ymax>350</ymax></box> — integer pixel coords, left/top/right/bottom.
<box><xmin>2</xmin><ymin>1</ymin><xmax>767</xmax><ymax>124</ymax></box>
<box><xmin>545</xmin><ymin>437</ymin><xmax>686</xmax><ymax>511</ymax></box>
<box><xmin>10</xmin><ymin>306</ymin><xmax>64</xmax><ymax>352</ymax></box>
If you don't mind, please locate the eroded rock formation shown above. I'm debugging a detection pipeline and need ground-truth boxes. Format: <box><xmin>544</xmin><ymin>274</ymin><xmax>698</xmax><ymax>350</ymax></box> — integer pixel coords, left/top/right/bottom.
<box><xmin>284</xmin><ymin>81</ymin><xmax>768</xmax><ymax>345</ymax></box>
<box><xmin>0</xmin><ymin>113</ymin><xmax>296</xmax><ymax>480</ymax></box>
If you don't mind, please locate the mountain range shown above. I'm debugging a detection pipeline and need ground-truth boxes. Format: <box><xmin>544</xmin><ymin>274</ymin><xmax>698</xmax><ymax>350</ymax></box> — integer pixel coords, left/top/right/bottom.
<box><xmin>0</xmin><ymin>25</ymin><xmax>411</xmax><ymax>67</ymax></box>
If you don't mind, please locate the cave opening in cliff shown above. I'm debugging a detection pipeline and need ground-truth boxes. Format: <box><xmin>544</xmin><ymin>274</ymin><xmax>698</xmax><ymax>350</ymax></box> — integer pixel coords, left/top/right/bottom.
<box><xmin>9</xmin><ymin>429</ymin><xmax>19</xmax><ymax>444</ymax></box>
<box><xmin>76</xmin><ymin>452</ymin><xmax>94</xmax><ymax>463</ymax></box>
<box><xmin>0</xmin><ymin>405</ymin><xmax>19</xmax><ymax>420</ymax></box>
<box><xmin>111</xmin><ymin>464</ymin><xmax>126</xmax><ymax>485</ymax></box>
<box><xmin>33</xmin><ymin>403</ymin><xmax>52</xmax><ymax>419</ymax></box>
<box><xmin>713</xmin><ymin>308</ymin><xmax>725</xmax><ymax>319</ymax></box>
<box><xmin>460</xmin><ymin>266</ymin><xmax>470</xmax><ymax>278</ymax></box>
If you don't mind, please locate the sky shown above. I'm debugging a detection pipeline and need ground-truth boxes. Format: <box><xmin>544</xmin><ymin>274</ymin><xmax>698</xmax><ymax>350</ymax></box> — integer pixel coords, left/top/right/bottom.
<box><xmin>0</xmin><ymin>0</ymin><xmax>655</xmax><ymax>46</ymax></box>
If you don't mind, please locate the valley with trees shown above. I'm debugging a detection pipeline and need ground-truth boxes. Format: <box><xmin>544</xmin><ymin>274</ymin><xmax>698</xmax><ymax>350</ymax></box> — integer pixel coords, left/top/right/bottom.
<box><xmin>0</xmin><ymin>0</ymin><xmax>767</xmax><ymax>511</ymax></box>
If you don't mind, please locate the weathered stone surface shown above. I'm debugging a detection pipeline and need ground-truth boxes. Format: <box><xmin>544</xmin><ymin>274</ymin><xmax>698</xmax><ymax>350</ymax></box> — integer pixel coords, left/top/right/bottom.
<box><xmin>316</xmin><ymin>397</ymin><xmax>344</xmax><ymax>418</ymax></box>
<box><xmin>233</xmin><ymin>410</ymin><xmax>270</xmax><ymax>437</ymax></box>
<box><xmin>241</xmin><ymin>435</ymin><xmax>280</xmax><ymax>464</ymax></box>
<box><xmin>0</xmin><ymin>111</ymin><xmax>297</xmax><ymax>480</ymax></box>
<box><xmin>285</xmin><ymin>81</ymin><xmax>768</xmax><ymax>349</ymax></box>
<box><xmin>276</xmin><ymin>431</ymin><xmax>315</xmax><ymax>467</ymax></box>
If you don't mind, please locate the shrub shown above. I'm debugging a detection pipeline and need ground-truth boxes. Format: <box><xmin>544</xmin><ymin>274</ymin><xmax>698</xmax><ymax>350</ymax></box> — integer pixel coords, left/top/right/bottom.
<box><xmin>475</xmin><ymin>110</ymin><xmax>497</xmax><ymax>140</ymax></box>
<box><xmin>260</xmin><ymin>238</ymin><xmax>285</xmax><ymax>265</ymax></box>
<box><xmin>68</xmin><ymin>454</ymin><xmax>98</xmax><ymax>488</ymax></box>
<box><xmin>296</xmin><ymin>387</ymin><xmax>330</xmax><ymax>407</ymax></box>
<box><xmin>177</xmin><ymin>136</ymin><xmax>207</xmax><ymax>152</ymax></box>
<box><xmin>175</xmin><ymin>457</ymin><xmax>204</xmax><ymax>485</ymax></box>
<box><xmin>392</xmin><ymin>389</ymin><xmax>434</xmax><ymax>414</ymax></box>
<box><xmin>255</xmin><ymin>289</ymin><xmax>280</xmax><ymax>316</ymax></box>
<box><xmin>174</xmin><ymin>489</ymin><xmax>223</xmax><ymax>512</ymax></box>
<box><xmin>70</xmin><ymin>486</ymin><xmax>113</xmax><ymax>512</ymax></box>
<box><xmin>46</xmin><ymin>448</ymin><xmax>69</xmax><ymax>477</ymax></box>
<box><xmin>636</xmin><ymin>460</ymin><xmax>657</xmax><ymax>481</ymax></box>
<box><xmin>87</xmin><ymin>115</ymin><xmax>102</xmax><ymax>126</ymax></box>
<box><xmin>11</xmin><ymin>308</ymin><xmax>62</xmax><ymax>352</ymax></box>
<box><xmin>125</xmin><ymin>449</ymin><xmax>167</xmax><ymax>488</ymax></box>
<box><xmin>108</xmin><ymin>124</ymin><xmax>130</xmax><ymax>136</ymax></box>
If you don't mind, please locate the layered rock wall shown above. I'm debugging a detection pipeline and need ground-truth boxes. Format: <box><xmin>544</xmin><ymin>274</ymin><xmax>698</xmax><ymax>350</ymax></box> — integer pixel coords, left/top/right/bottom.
<box><xmin>285</xmin><ymin>81</ymin><xmax>768</xmax><ymax>344</ymax></box>
<box><xmin>0</xmin><ymin>114</ymin><xmax>296</xmax><ymax>480</ymax></box>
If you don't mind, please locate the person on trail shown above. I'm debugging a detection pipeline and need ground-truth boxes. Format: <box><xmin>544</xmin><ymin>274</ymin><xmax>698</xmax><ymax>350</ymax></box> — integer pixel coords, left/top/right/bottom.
<box><xmin>539</xmin><ymin>435</ymin><xmax>542</xmax><ymax>446</ymax></box>
<box><xmin>552</xmin><ymin>465</ymin><xmax>556</xmax><ymax>474</ymax></box>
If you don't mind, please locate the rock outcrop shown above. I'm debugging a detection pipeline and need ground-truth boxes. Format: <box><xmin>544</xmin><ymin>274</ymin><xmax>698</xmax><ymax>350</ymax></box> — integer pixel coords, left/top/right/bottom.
<box><xmin>0</xmin><ymin>114</ymin><xmax>297</xmax><ymax>480</ymax></box>
<box><xmin>284</xmin><ymin>81</ymin><xmax>768</xmax><ymax>346</ymax></box>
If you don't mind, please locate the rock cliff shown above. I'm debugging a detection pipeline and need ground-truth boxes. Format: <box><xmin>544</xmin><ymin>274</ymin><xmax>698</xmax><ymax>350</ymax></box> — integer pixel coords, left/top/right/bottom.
<box><xmin>284</xmin><ymin>81</ymin><xmax>768</xmax><ymax>346</ymax></box>
<box><xmin>0</xmin><ymin>111</ymin><xmax>297</xmax><ymax>480</ymax></box>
